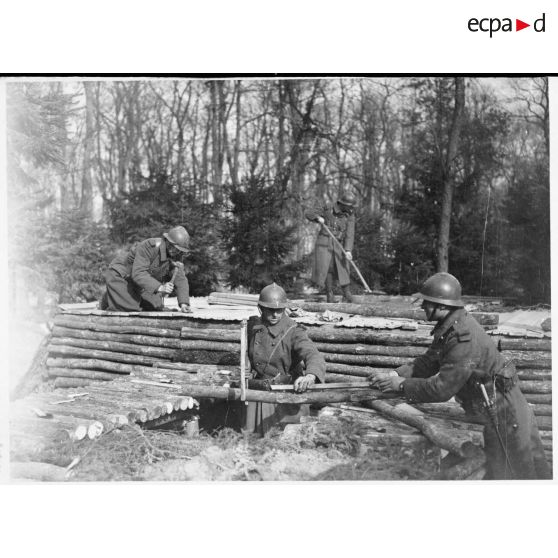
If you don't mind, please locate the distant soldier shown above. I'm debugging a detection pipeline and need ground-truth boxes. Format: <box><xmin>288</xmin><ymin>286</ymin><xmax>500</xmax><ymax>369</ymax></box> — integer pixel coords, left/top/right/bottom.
<box><xmin>242</xmin><ymin>283</ymin><xmax>326</xmax><ymax>435</ymax></box>
<box><xmin>305</xmin><ymin>192</ymin><xmax>356</xmax><ymax>302</ymax></box>
<box><xmin>368</xmin><ymin>272</ymin><xmax>551</xmax><ymax>480</ymax></box>
<box><xmin>100</xmin><ymin>225</ymin><xmax>192</xmax><ymax>313</ymax></box>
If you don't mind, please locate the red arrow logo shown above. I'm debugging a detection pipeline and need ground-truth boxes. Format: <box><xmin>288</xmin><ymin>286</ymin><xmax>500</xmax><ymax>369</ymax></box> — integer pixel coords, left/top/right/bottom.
<box><xmin>516</xmin><ymin>19</ymin><xmax>530</xmax><ymax>31</ymax></box>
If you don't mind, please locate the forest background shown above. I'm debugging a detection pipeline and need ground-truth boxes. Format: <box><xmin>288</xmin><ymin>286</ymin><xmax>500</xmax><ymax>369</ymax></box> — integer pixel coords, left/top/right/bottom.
<box><xmin>6</xmin><ymin>77</ymin><xmax>551</xmax><ymax>311</ymax></box>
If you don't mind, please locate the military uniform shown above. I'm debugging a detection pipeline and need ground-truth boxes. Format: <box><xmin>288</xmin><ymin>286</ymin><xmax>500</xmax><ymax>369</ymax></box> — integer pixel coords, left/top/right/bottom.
<box><xmin>243</xmin><ymin>314</ymin><xmax>326</xmax><ymax>436</ymax></box>
<box><xmin>305</xmin><ymin>203</ymin><xmax>355</xmax><ymax>288</ymax></box>
<box><xmin>398</xmin><ymin>308</ymin><xmax>550</xmax><ymax>479</ymax></box>
<box><xmin>101</xmin><ymin>238</ymin><xmax>189</xmax><ymax>312</ymax></box>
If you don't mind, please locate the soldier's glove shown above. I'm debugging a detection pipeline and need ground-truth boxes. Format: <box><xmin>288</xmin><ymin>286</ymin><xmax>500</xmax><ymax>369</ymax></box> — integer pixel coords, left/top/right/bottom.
<box><xmin>294</xmin><ymin>374</ymin><xmax>316</xmax><ymax>393</ymax></box>
<box><xmin>345</xmin><ymin>251</ymin><xmax>353</xmax><ymax>261</ymax></box>
<box><xmin>179</xmin><ymin>304</ymin><xmax>192</xmax><ymax>314</ymax></box>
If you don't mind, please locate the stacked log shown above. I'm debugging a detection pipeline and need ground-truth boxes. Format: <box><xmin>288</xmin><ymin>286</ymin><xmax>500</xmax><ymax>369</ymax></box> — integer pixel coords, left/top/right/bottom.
<box><xmin>24</xmin><ymin>308</ymin><xmax>550</xmax><ymax>472</ymax></box>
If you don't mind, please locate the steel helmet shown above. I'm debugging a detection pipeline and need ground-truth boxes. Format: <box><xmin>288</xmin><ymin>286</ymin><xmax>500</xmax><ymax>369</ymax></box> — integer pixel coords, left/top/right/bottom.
<box><xmin>258</xmin><ymin>283</ymin><xmax>288</xmax><ymax>309</ymax></box>
<box><xmin>338</xmin><ymin>192</ymin><xmax>357</xmax><ymax>208</ymax></box>
<box><xmin>163</xmin><ymin>226</ymin><xmax>190</xmax><ymax>253</ymax></box>
<box><xmin>418</xmin><ymin>272</ymin><xmax>464</xmax><ymax>307</ymax></box>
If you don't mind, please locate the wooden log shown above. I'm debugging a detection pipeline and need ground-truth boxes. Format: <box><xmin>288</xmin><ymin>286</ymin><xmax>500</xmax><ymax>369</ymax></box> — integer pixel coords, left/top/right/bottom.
<box><xmin>11</xmin><ymin>394</ymin><xmax>141</xmax><ymax>425</ymax></box>
<box><xmin>171</xmin><ymin>350</ymin><xmax>239</xmax><ymax>366</ymax></box>
<box><xmin>498</xmin><ymin>338</ymin><xmax>552</xmax><ymax>352</ymax></box>
<box><xmin>10</xmin><ymin>416</ymin><xmax>84</xmax><ymax>442</ymax></box>
<box><xmin>46</xmin><ymin>357</ymin><xmax>180</xmax><ymax>379</ymax></box>
<box><xmin>51</xmin><ymin>325</ymin><xmax>240</xmax><ymax>352</ymax></box>
<box><xmin>499</xmin><ymin>351</ymin><xmax>552</xmax><ymax>368</ymax></box>
<box><xmin>295</xmin><ymin>302</ymin><xmax>499</xmax><ymax>325</ymax></box>
<box><xmin>323</xmin><ymin>353</ymin><xmax>409</xmax><ymax>367</ymax></box>
<box><xmin>361</xmin><ymin>400</ymin><xmax>480</xmax><ymax>458</ymax></box>
<box><xmin>314</xmin><ymin>342</ymin><xmax>424</xmax><ymax>357</ymax></box>
<box><xmin>325</xmin><ymin>363</ymin><xmax>390</xmax><ymax>377</ymax></box>
<box><xmin>440</xmin><ymin>453</ymin><xmax>486</xmax><ymax>480</ymax></box>
<box><xmin>305</xmin><ymin>326</ymin><xmax>431</xmax><ymax>346</ymax></box>
<box><xmin>54</xmin><ymin>377</ymin><xmax>95</xmax><ymax>388</ymax></box>
<box><xmin>529</xmin><ymin>404</ymin><xmax>553</xmax><ymax>416</ymax></box>
<box><xmin>176</xmin><ymin>383</ymin><xmax>383</xmax><ymax>405</ymax></box>
<box><xmin>180</xmin><ymin>327</ymin><xmax>241</xmax><ymax>342</ymax></box>
<box><xmin>49</xmin><ymin>340</ymin><xmax>166</xmax><ymax>363</ymax></box>
<box><xmin>517</xmin><ymin>370</ymin><xmax>552</xmax><ymax>381</ymax></box>
<box><xmin>411</xmin><ymin>402</ymin><xmax>485</xmax><ymax>426</ymax></box>
<box><xmin>72</xmin><ymin>380</ymin><xmax>199</xmax><ymax>414</ymax></box>
<box><xmin>519</xmin><ymin>380</ymin><xmax>552</xmax><ymax>394</ymax></box>
<box><xmin>53</xmin><ymin>315</ymin><xmax>182</xmax><ymax>337</ymax></box>
<box><xmin>524</xmin><ymin>393</ymin><xmax>552</xmax><ymax>405</ymax></box>
<box><xmin>56</xmin><ymin>313</ymin><xmax>192</xmax><ymax>329</ymax></box>
<box><xmin>536</xmin><ymin>415</ymin><xmax>552</xmax><ymax>431</ymax></box>
<box><xmin>10</xmin><ymin>462</ymin><xmax>70</xmax><ymax>482</ymax></box>
<box><xmin>150</xmin><ymin>361</ymin><xmax>238</xmax><ymax>375</ymax></box>
<box><xmin>46</xmin><ymin>367</ymin><xmax>119</xmax><ymax>381</ymax></box>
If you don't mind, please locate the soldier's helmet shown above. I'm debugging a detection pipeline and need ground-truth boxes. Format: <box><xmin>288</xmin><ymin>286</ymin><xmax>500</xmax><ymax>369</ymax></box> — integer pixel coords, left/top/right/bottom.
<box><xmin>418</xmin><ymin>272</ymin><xmax>464</xmax><ymax>307</ymax></box>
<box><xmin>163</xmin><ymin>226</ymin><xmax>190</xmax><ymax>253</ymax></box>
<box><xmin>338</xmin><ymin>192</ymin><xmax>357</xmax><ymax>208</ymax></box>
<box><xmin>258</xmin><ymin>283</ymin><xmax>288</xmax><ymax>309</ymax></box>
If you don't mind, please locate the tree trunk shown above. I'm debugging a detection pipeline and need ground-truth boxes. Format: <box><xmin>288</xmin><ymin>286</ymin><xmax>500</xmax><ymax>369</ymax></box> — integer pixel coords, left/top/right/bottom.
<box><xmin>436</xmin><ymin>77</ymin><xmax>465</xmax><ymax>272</ymax></box>
<box><xmin>81</xmin><ymin>81</ymin><xmax>95</xmax><ymax>216</ymax></box>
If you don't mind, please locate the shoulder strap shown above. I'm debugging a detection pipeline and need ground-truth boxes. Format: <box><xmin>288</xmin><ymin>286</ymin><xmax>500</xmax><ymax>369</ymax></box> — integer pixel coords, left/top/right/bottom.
<box><xmin>260</xmin><ymin>323</ymin><xmax>298</xmax><ymax>377</ymax></box>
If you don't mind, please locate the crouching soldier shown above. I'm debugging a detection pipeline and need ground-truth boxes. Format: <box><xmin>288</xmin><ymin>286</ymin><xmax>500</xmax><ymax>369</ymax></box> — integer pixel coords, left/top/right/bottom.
<box><xmin>100</xmin><ymin>225</ymin><xmax>192</xmax><ymax>313</ymax></box>
<box><xmin>368</xmin><ymin>272</ymin><xmax>550</xmax><ymax>480</ymax></box>
<box><xmin>243</xmin><ymin>283</ymin><xmax>326</xmax><ymax>436</ymax></box>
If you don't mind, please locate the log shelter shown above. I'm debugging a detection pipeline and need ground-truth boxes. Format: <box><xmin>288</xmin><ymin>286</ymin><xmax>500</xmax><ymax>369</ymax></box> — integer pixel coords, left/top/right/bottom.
<box><xmin>10</xmin><ymin>295</ymin><xmax>553</xmax><ymax>480</ymax></box>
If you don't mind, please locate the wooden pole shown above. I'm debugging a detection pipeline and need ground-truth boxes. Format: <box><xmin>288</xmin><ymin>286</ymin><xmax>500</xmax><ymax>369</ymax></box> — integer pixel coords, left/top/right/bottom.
<box><xmin>176</xmin><ymin>383</ymin><xmax>383</xmax><ymax>405</ymax></box>
<box><xmin>240</xmin><ymin>320</ymin><xmax>247</xmax><ymax>402</ymax></box>
<box><xmin>270</xmin><ymin>382</ymin><xmax>371</xmax><ymax>391</ymax></box>
<box><xmin>53</xmin><ymin>315</ymin><xmax>182</xmax><ymax>337</ymax></box>
<box><xmin>296</xmin><ymin>302</ymin><xmax>499</xmax><ymax>326</ymax></box>
<box><xmin>323</xmin><ymin>353</ymin><xmax>409</xmax><ymax>367</ymax></box>
<box><xmin>361</xmin><ymin>400</ymin><xmax>481</xmax><ymax>458</ymax></box>
<box><xmin>51</xmin><ymin>326</ymin><xmax>240</xmax><ymax>352</ymax></box>
<box><xmin>320</xmin><ymin>221</ymin><xmax>372</xmax><ymax>292</ymax></box>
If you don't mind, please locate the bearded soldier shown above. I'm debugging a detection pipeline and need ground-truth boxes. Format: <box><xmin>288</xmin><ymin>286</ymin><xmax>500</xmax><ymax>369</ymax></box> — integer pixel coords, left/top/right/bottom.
<box><xmin>305</xmin><ymin>192</ymin><xmax>356</xmax><ymax>303</ymax></box>
<box><xmin>100</xmin><ymin>225</ymin><xmax>192</xmax><ymax>313</ymax></box>
<box><xmin>242</xmin><ymin>283</ymin><xmax>326</xmax><ymax>435</ymax></box>
<box><xmin>368</xmin><ymin>272</ymin><xmax>550</xmax><ymax>480</ymax></box>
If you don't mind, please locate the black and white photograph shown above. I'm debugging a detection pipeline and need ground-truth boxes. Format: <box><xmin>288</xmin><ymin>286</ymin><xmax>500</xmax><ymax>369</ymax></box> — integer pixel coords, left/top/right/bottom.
<box><xmin>3</xmin><ymin>75</ymin><xmax>553</xmax><ymax>483</ymax></box>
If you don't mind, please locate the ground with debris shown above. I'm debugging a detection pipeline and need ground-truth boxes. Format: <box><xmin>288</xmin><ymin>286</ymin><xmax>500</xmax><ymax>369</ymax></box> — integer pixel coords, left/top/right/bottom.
<box><xmin>11</xmin><ymin>422</ymin><xmax>440</xmax><ymax>482</ymax></box>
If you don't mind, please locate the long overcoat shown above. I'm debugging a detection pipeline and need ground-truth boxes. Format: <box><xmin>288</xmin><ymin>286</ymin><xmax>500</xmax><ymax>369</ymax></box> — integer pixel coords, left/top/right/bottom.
<box><xmin>242</xmin><ymin>314</ymin><xmax>326</xmax><ymax>435</ymax></box>
<box><xmin>305</xmin><ymin>203</ymin><xmax>355</xmax><ymax>287</ymax></box>
<box><xmin>397</xmin><ymin>308</ymin><xmax>550</xmax><ymax>480</ymax></box>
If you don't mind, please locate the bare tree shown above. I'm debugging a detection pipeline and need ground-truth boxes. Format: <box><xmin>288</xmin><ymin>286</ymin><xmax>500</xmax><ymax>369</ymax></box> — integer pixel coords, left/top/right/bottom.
<box><xmin>436</xmin><ymin>77</ymin><xmax>465</xmax><ymax>272</ymax></box>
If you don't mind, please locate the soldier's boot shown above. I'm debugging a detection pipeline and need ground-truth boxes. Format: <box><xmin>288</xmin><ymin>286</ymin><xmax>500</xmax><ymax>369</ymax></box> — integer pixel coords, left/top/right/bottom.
<box><xmin>325</xmin><ymin>274</ymin><xmax>335</xmax><ymax>303</ymax></box>
<box><xmin>342</xmin><ymin>285</ymin><xmax>353</xmax><ymax>303</ymax></box>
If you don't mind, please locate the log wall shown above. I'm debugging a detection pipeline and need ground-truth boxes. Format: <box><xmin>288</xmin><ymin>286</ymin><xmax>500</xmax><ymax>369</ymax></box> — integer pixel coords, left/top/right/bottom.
<box><xmin>23</xmin><ymin>308</ymin><xmax>553</xmax><ymax>472</ymax></box>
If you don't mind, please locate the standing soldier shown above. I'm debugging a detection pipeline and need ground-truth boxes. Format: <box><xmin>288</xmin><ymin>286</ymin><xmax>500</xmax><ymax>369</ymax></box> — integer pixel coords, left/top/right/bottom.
<box><xmin>305</xmin><ymin>192</ymin><xmax>356</xmax><ymax>302</ymax></box>
<box><xmin>100</xmin><ymin>225</ymin><xmax>192</xmax><ymax>313</ymax></box>
<box><xmin>368</xmin><ymin>272</ymin><xmax>551</xmax><ymax>480</ymax></box>
<box><xmin>242</xmin><ymin>283</ymin><xmax>326</xmax><ymax>436</ymax></box>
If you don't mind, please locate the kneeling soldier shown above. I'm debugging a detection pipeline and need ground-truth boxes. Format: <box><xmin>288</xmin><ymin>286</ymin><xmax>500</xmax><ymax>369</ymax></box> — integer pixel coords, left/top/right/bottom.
<box><xmin>100</xmin><ymin>225</ymin><xmax>191</xmax><ymax>313</ymax></box>
<box><xmin>369</xmin><ymin>272</ymin><xmax>550</xmax><ymax>480</ymax></box>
